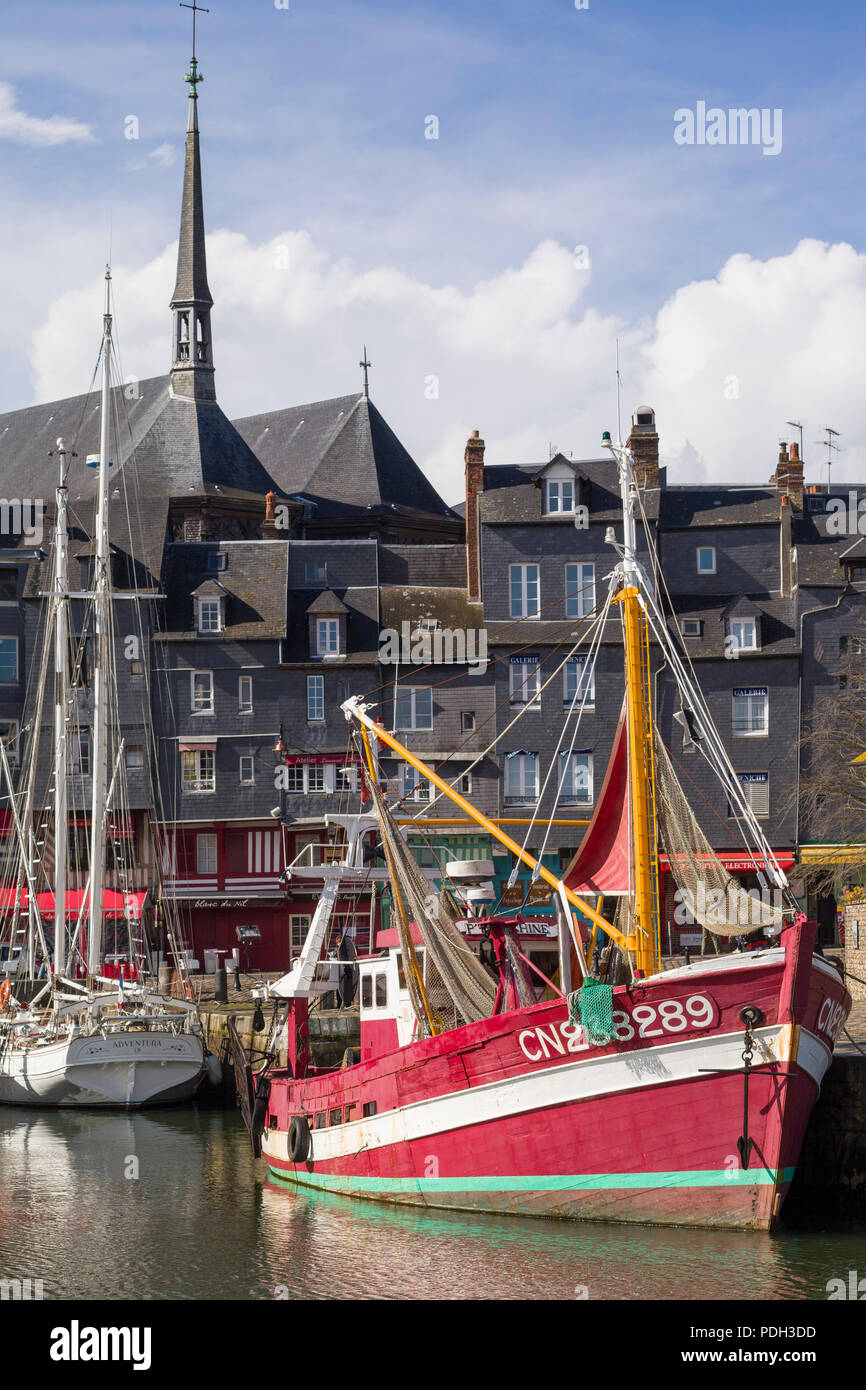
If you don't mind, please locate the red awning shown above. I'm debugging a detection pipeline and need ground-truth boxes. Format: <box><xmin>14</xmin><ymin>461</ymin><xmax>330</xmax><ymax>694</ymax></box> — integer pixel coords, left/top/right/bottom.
<box><xmin>0</xmin><ymin>887</ymin><xmax>147</xmax><ymax>918</ymax></box>
<box><xmin>563</xmin><ymin>700</ymin><xmax>631</xmax><ymax>896</ymax></box>
<box><xmin>284</xmin><ymin>754</ymin><xmax>360</xmax><ymax>765</ymax></box>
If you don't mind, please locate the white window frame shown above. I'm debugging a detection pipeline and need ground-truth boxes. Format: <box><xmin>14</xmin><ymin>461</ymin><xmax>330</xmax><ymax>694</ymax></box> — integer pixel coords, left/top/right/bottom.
<box><xmin>545</xmin><ymin>478</ymin><xmax>575</xmax><ymax>515</ymax></box>
<box><xmin>732</xmin><ymin>687</ymin><xmax>768</xmax><ymax>737</ymax></box>
<box><xmin>509</xmin><ymin>660</ymin><xmax>541</xmax><ymax>707</ymax></box>
<box><xmin>290</xmin><ymin>914</ymin><xmax>311</xmax><ymax>958</ymax></box>
<box><xmin>403</xmin><ymin>764</ymin><xmax>433</xmax><ymax>803</ymax></box>
<box><xmin>182</xmin><ymin>748</ymin><xmax>215</xmax><ymax>793</ymax></box>
<box><xmin>461</xmin><ymin>711</ymin><xmax>476</xmax><ymax>732</ymax></box>
<box><xmin>509</xmin><ymin>564</ymin><xmax>540</xmax><ymax>619</ymax></box>
<box><xmin>190</xmin><ymin>670</ymin><xmax>214</xmax><ymax>715</ymax></box>
<box><xmin>505</xmin><ymin>753</ymin><xmax>538</xmax><ymax>805</ymax></box>
<box><xmin>681</xmin><ymin>619</ymin><xmax>702</xmax><ymax>638</ymax></box>
<box><xmin>316</xmin><ymin>618</ymin><xmax>340</xmax><ymax>655</ymax></box>
<box><xmin>395</xmin><ymin>686</ymin><xmax>433</xmax><ymax>731</ymax></box>
<box><xmin>731</xmin><ymin>773</ymin><xmax>770</xmax><ymax>819</ymax></box>
<box><xmin>559</xmin><ymin>752</ymin><xmax>593</xmax><ymax>806</ymax></box>
<box><xmin>125</xmin><ymin>745</ymin><xmax>144</xmax><ymax>771</ymax></box>
<box><xmin>238</xmin><ymin>675</ymin><xmax>253</xmax><ymax>713</ymax></box>
<box><xmin>564</xmin><ymin>657</ymin><xmax>595</xmax><ymax>707</ymax></box>
<box><xmin>307</xmin><ymin>674</ymin><xmax>325</xmax><ymax>722</ymax></box>
<box><xmin>197</xmin><ymin>598</ymin><xmax>222</xmax><ymax>634</ymax></box>
<box><xmin>728</xmin><ymin>618</ymin><xmax>757</xmax><ymax>652</ymax></box>
<box><xmin>71</xmin><ymin>727</ymin><xmax>91</xmax><ymax>776</ymax></box>
<box><xmin>0</xmin><ymin>636</ymin><xmax>18</xmax><ymax>684</ymax></box>
<box><xmin>696</xmin><ymin>546</ymin><xmax>716</xmax><ymax>575</ymax></box>
<box><xmin>458</xmin><ymin>771</ymin><xmax>473</xmax><ymax>795</ymax></box>
<box><xmin>196</xmin><ymin>832</ymin><xmax>218</xmax><ymax>875</ymax></box>
<box><xmin>565</xmin><ymin>563</ymin><xmax>595</xmax><ymax>619</ymax></box>
<box><xmin>285</xmin><ymin>764</ymin><xmax>326</xmax><ymax>794</ymax></box>
<box><xmin>239</xmin><ymin>754</ymin><xmax>255</xmax><ymax>785</ymax></box>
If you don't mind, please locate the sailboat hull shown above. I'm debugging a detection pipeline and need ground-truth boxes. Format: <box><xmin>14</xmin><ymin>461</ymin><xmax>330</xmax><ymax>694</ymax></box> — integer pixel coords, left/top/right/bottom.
<box><xmin>260</xmin><ymin>926</ymin><xmax>850</xmax><ymax>1231</ymax></box>
<box><xmin>0</xmin><ymin>1032</ymin><xmax>206</xmax><ymax>1107</ymax></box>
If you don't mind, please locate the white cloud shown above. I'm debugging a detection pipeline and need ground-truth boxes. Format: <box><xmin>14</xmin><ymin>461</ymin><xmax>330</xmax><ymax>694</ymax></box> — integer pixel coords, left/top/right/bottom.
<box><xmin>0</xmin><ymin>81</ymin><xmax>94</xmax><ymax>146</ymax></box>
<box><xmin>28</xmin><ymin>233</ymin><xmax>866</xmax><ymax>505</ymax></box>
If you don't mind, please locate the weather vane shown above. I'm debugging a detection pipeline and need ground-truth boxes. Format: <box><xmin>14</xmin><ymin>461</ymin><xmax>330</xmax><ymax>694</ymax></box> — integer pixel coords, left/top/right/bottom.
<box><xmin>180</xmin><ymin>1</ymin><xmax>210</xmax><ymax>88</ymax></box>
<box><xmin>360</xmin><ymin>346</ymin><xmax>372</xmax><ymax>398</ymax></box>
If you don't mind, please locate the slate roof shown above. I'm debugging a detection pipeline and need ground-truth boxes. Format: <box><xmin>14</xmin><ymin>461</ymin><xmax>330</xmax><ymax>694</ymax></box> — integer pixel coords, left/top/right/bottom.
<box><xmin>233</xmin><ymin>392</ymin><xmax>460</xmax><ymax>525</ymax></box>
<box><xmin>306</xmin><ymin>589</ymin><xmax>348</xmax><ymax>614</ymax></box>
<box><xmin>157</xmin><ymin>541</ymin><xmax>289</xmax><ymax>640</ymax></box>
<box><xmin>659</xmin><ymin>487</ymin><xmax>782</xmax><ymax>528</ymax></box>
<box><xmin>478</xmin><ymin>458</ymin><xmax>660</xmax><ymax>525</ymax></box>
<box><xmin>667</xmin><ymin>595</ymin><xmax>798</xmax><ymax>657</ymax></box>
<box><xmin>281</xmin><ymin>585</ymin><xmax>380</xmax><ymax>663</ymax></box>
<box><xmin>378</xmin><ymin>544</ymin><xmax>468</xmax><ymax>586</ymax></box>
<box><xmin>171</xmin><ymin>95</ymin><xmax>212</xmax><ymax>309</ymax></box>
<box><xmin>380</xmin><ymin>585</ymin><xmax>483</xmax><ymax>632</ymax></box>
<box><xmin>793</xmin><ymin>500</ymin><xmax>863</xmax><ymax>587</ymax></box>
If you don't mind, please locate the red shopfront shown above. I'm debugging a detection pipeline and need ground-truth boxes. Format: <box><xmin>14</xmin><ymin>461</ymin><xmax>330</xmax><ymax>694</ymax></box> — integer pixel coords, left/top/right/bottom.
<box><xmin>659</xmin><ymin>850</ymin><xmax>796</xmax><ymax>952</ymax></box>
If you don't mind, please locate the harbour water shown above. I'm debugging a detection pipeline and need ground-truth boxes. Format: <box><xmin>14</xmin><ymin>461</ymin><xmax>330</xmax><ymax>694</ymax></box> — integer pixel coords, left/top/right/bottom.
<box><xmin>1</xmin><ymin>1107</ymin><xmax>864</xmax><ymax>1301</ymax></box>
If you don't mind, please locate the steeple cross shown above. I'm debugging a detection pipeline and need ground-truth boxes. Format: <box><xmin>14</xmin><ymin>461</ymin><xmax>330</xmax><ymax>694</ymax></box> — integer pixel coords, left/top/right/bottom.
<box><xmin>180</xmin><ymin>1</ymin><xmax>210</xmax><ymax>86</ymax></box>
<box><xmin>360</xmin><ymin>346</ymin><xmax>371</xmax><ymax>397</ymax></box>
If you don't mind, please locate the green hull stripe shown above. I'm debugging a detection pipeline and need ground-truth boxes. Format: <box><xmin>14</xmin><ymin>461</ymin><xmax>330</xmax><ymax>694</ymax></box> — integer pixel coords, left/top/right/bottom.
<box><xmin>267</xmin><ymin>1166</ymin><xmax>796</xmax><ymax>1193</ymax></box>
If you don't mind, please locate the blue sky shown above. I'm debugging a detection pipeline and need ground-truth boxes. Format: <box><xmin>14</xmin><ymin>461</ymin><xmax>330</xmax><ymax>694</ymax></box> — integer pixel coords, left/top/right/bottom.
<box><xmin>1</xmin><ymin>0</ymin><xmax>865</xmax><ymax>495</ymax></box>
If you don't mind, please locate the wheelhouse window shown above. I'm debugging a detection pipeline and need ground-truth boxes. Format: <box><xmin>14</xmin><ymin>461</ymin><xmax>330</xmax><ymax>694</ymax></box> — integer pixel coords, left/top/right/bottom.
<box><xmin>509</xmin><ymin>564</ymin><xmax>540</xmax><ymax>618</ymax></box>
<box><xmin>182</xmin><ymin>748</ymin><xmax>215</xmax><ymax>793</ymax></box>
<box><xmin>191</xmin><ymin>670</ymin><xmax>214</xmax><ymax>714</ymax></box>
<box><xmin>307</xmin><ymin>674</ymin><xmax>324</xmax><ymax>722</ymax></box>
<box><xmin>732</xmin><ymin>687</ymin><xmax>768</xmax><ymax>737</ymax></box>
<box><xmin>395</xmin><ymin>686</ymin><xmax>433</xmax><ymax>730</ymax></box>
<box><xmin>505</xmin><ymin>752</ymin><xmax>538</xmax><ymax>805</ymax></box>
<box><xmin>565</xmin><ymin>563</ymin><xmax>595</xmax><ymax>619</ymax></box>
<box><xmin>696</xmin><ymin>547</ymin><xmax>716</xmax><ymax>575</ymax></box>
<box><xmin>509</xmin><ymin>658</ymin><xmax>541</xmax><ymax>707</ymax></box>
<box><xmin>559</xmin><ymin>751</ymin><xmax>593</xmax><ymax>805</ymax></box>
<box><xmin>0</xmin><ymin>637</ymin><xmax>18</xmax><ymax>683</ymax></box>
<box><xmin>564</xmin><ymin>656</ymin><xmax>595</xmax><ymax>706</ymax></box>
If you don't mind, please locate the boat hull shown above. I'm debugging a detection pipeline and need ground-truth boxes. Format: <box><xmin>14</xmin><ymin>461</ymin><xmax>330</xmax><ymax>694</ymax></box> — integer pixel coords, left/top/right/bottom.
<box><xmin>260</xmin><ymin>927</ymin><xmax>850</xmax><ymax>1231</ymax></box>
<box><xmin>0</xmin><ymin>1031</ymin><xmax>206</xmax><ymax>1107</ymax></box>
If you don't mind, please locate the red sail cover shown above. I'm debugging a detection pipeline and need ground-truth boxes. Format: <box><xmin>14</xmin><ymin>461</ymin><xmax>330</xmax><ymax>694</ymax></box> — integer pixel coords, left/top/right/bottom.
<box><xmin>563</xmin><ymin>700</ymin><xmax>631</xmax><ymax>895</ymax></box>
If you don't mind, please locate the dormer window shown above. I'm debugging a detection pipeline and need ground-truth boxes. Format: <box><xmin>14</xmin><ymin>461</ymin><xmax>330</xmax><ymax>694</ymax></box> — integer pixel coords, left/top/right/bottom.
<box><xmin>317</xmin><ymin>619</ymin><xmax>339</xmax><ymax>655</ymax></box>
<box><xmin>545</xmin><ymin>479</ymin><xmax>574</xmax><ymax>514</ymax></box>
<box><xmin>697</xmin><ymin>547</ymin><xmax>716</xmax><ymax>575</ymax></box>
<box><xmin>206</xmin><ymin>553</ymin><xmax>228</xmax><ymax>573</ymax></box>
<box><xmin>727</xmin><ymin>617</ymin><xmax>758</xmax><ymax>652</ymax></box>
<box><xmin>681</xmin><ymin>619</ymin><xmax>702</xmax><ymax>638</ymax></box>
<box><xmin>198</xmin><ymin>599</ymin><xmax>222</xmax><ymax>634</ymax></box>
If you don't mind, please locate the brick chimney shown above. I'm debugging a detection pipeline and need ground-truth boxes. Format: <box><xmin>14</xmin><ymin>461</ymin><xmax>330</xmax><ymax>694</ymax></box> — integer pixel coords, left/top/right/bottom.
<box><xmin>627</xmin><ymin>406</ymin><xmax>660</xmax><ymax>488</ymax></box>
<box><xmin>774</xmin><ymin>442</ymin><xmax>789</xmax><ymax>491</ymax></box>
<box><xmin>465</xmin><ymin>429</ymin><xmax>485</xmax><ymax>602</ymax></box>
<box><xmin>786</xmin><ymin>441</ymin><xmax>804</xmax><ymax>509</ymax></box>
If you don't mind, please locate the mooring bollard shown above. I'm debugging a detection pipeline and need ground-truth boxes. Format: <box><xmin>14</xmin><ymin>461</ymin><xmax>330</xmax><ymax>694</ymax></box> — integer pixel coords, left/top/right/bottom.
<box><xmin>158</xmin><ymin>964</ymin><xmax>172</xmax><ymax>997</ymax></box>
<box><xmin>214</xmin><ymin>967</ymin><xmax>228</xmax><ymax>1004</ymax></box>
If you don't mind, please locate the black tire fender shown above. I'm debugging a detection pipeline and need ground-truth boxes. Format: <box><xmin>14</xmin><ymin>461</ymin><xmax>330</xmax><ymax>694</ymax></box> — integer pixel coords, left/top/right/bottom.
<box><xmin>288</xmin><ymin>1114</ymin><xmax>311</xmax><ymax>1163</ymax></box>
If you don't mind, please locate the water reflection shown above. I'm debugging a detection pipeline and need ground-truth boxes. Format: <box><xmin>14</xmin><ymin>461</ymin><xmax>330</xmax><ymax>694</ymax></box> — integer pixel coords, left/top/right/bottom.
<box><xmin>0</xmin><ymin>1108</ymin><xmax>862</xmax><ymax>1301</ymax></box>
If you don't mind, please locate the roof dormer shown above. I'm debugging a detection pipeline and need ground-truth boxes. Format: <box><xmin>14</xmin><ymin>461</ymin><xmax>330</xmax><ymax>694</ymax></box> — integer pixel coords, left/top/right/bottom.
<box><xmin>537</xmin><ymin>456</ymin><xmax>590</xmax><ymax>518</ymax></box>
<box><xmin>307</xmin><ymin>590</ymin><xmax>348</xmax><ymax>659</ymax></box>
<box><xmin>191</xmin><ymin>577</ymin><xmax>227</xmax><ymax>635</ymax></box>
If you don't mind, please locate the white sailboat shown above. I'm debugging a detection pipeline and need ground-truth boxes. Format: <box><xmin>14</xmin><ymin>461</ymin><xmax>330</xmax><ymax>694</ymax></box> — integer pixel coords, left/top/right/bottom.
<box><xmin>0</xmin><ymin>271</ymin><xmax>208</xmax><ymax>1106</ymax></box>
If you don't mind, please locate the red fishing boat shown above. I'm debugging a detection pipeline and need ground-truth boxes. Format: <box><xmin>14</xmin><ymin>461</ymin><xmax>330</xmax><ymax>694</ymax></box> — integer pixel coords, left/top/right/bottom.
<box><xmin>237</xmin><ymin>429</ymin><xmax>851</xmax><ymax>1231</ymax></box>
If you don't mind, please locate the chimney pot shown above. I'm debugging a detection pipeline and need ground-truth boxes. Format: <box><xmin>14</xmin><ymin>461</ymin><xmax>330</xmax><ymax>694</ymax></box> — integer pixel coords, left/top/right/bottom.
<box><xmin>790</xmin><ymin>441</ymin><xmax>800</xmax><ymax>463</ymax></box>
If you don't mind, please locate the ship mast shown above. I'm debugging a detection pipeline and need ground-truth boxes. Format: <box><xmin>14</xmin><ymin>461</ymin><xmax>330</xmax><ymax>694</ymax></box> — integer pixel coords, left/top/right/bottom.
<box><xmin>86</xmin><ymin>268</ymin><xmax>113</xmax><ymax>984</ymax></box>
<box><xmin>602</xmin><ymin>429</ymin><xmax>661</xmax><ymax>977</ymax></box>
<box><xmin>53</xmin><ymin>439</ymin><xmax>70</xmax><ymax>978</ymax></box>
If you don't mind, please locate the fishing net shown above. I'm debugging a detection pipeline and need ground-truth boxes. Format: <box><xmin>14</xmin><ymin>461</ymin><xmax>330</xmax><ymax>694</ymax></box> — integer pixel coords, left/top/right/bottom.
<box><xmin>569</xmin><ymin>977</ymin><xmax>615</xmax><ymax>1044</ymax></box>
<box><xmin>653</xmin><ymin>734</ymin><xmax>783</xmax><ymax>937</ymax></box>
<box><xmin>367</xmin><ymin>777</ymin><xmax>497</xmax><ymax>1030</ymax></box>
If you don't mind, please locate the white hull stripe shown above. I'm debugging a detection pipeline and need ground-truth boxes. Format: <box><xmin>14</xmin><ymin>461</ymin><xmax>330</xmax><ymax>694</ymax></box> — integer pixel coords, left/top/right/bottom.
<box><xmin>263</xmin><ymin>1024</ymin><xmax>830</xmax><ymax>1167</ymax></box>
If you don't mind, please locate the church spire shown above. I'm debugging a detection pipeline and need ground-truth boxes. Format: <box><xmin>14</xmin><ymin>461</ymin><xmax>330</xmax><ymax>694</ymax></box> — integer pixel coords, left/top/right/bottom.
<box><xmin>170</xmin><ymin>5</ymin><xmax>215</xmax><ymax>402</ymax></box>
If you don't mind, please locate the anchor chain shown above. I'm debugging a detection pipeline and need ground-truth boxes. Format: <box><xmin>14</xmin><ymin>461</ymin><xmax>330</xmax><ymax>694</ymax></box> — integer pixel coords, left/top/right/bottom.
<box><xmin>737</xmin><ymin>1005</ymin><xmax>763</xmax><ymax>1169</ymax></box>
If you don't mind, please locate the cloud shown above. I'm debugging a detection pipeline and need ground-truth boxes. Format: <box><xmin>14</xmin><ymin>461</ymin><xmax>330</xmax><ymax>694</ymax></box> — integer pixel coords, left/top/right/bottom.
<box><xmin>28</xmin><ymin>233</ymin><xmax>866</xmax><ymax>504</ymax></box>
<box><xmin>0</xmin><ymin>81</ymin><xmax>94</xmax><ymax>146</ymax></box>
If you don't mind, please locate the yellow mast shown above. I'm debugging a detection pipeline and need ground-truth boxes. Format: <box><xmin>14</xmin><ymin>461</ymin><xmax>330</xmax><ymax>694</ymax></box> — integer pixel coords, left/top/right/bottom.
<box><xmin>345</xmin><ymin>706</ymin><xmax>634</xmax><ymax>953</ymax></box>
<box><xmin>616</xmin><ymin>586</ymin><xmax>661</xmax><ymax>976</ymax></box>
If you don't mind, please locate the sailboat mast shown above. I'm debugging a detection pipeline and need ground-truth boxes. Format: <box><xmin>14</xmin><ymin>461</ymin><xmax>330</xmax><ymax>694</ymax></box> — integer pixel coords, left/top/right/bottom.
<box><xmin>53</xmin><ymin>439</ymin><xmax>70</xmax><ymax>977</ymax></box>
<box><xmin>86</xmin><ymin>268</ymin><xmax>113</xmax><ymax>983</ymax></box>
<box><xmin>603</xmin><ymin>429</ymin><xmax>660</xmax><ymax>977</ymax></box>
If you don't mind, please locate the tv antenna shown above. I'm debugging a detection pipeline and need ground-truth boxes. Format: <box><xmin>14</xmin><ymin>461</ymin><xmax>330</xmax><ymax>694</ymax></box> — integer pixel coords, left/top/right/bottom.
<box><xmin>786</xmin><ymin>420</ymin><xmax>804</xmax><ymax>457</ymax></box>
<box><xmin>812</xmin><ymin>426</ymin><xmax>841</xmax><ymax>492</ymax></box>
